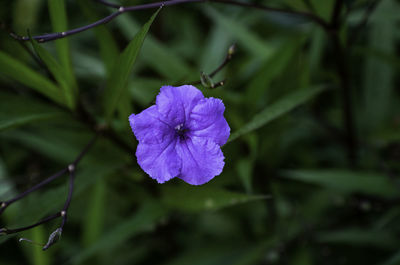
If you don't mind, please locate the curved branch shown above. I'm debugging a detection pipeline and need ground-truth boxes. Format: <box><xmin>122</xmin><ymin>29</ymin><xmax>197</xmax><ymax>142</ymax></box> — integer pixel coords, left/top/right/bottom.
<box><xmin>9</xmin><ymin>0</ymin><xmax>330</xmax><ymax>43</ymax></box>
<box><xmin>0</xmin><ymin>135</ymin><xmax>97</xmax><ymax>249</ymax></box>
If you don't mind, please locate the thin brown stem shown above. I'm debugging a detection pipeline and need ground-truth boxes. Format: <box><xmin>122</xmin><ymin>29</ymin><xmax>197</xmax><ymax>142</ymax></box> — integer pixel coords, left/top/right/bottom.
<box><xmin>189</xmin><ymin>44</ymin><xmax>235</xmax><ymax>88</ymax></box>
<box><xmin>8</xmin><ymin>0</ymin><xmax>330</xmax><ymax>43</ymax></box>
<box><xmin>0</xmin><ymin>134</ymin><xmax>97</xmax><ymax>249</ymax></box>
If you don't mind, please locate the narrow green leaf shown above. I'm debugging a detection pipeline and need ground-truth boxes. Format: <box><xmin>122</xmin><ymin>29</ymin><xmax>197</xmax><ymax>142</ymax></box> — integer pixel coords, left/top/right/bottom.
<box><xmin>82</xmin><ymin>179</ymin><xmax>106</xmax><ymax>247</ymax></box>
<box><xmin>117</xmin><ymin>15</ymin><xmax>192</xmax><ymax>80</ymax></box>
<box><xmin>317</xmin><ymin>228</ymin><xmax>398</xmax><ymax>249</ymax></box>
<box><xmin>48</xmin><ymin>0</ymin><xmax>78</xmax><ymax>101</ymax></box>
<box><xmin>245</xmin><ymin>38</ymin><xmax>302</xmax><ymax>105</ymax></box>
<box><xmin>0</xmin><ymin>113</ymin><xmax>60</xmax><ymax>132</ymax></box>
<box><xmin>162</xmin><ymin>185</ymin><xmax>269</xmax><ymax>212</ymax></box>
<box><xmin>378</xmin><ymin>251</ymin><xmax>400</xmax><ymax>265</ymax></box>
<box><xmin>30</xmin><ymin>38</ymin><xmax>75</xmax><ymax>109</ymax></box>
<box><xmin>362</xmin><ymin>0</ymin><xmax>397</xmax><ymax>132</ymax></box>
<box><xmin>0</xmin><ymin>51</ymin><xmax>63</xmax><ymax>104</ymax></box>
<box><xmin>13</xmin><ymin>0</ymin><xmax>43</xmax><ymax>34</ymax></box>
<box><xmin>70</xmin><ymin>202</ymin><xmax>167</xmax><ymax>265</ymax></box>
<box><xmin>310</xmin><ymin>0</ymin><xmax>335</xmax><ymax>20</ymax></box>
<box><xmin>228</xmin><ymin>87</ymin><xmax>325</xmax><ymax>143</ymax></box>
<box><xmin>30</xmin><ymin>227</ymin><xmax>51</xmax><ymax>265</ymax></box>
<box><xmin>103</xmin><ymin>9</ymin><xmax>160</xmax><ymax>122</ymax></box>
<box><xmin>0</xmin><ymin>91</ymin><xmax>63</xmax><ymax>131</ymax></box>
<box><xmin>204</xmin><ymin>7</ymin><xmax>273</xmax><ymax>58</ymax></box>
<box><xmin>78</xmin><ymin>0</ymin><xmax>119</xmax><ymax>76</ymax></box>
<box><xmin>282</xmin><ymin>170</ymin><xmax>399</xmax><ymax>198</ymax></box>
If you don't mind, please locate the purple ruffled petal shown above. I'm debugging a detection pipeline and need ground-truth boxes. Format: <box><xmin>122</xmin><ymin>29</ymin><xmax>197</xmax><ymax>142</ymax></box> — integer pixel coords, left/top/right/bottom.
<box><xmin>129</xmin><ymin>106</ymin><xmax>173</xmax><ymax>145</ymax></box>
<box><xmin>176</xmin><ymin>137</ymin><xmax>224</xmax><ymax>185</ymax></box>
<box><xmin>136</xmin><ymin>139</ymin><xmax>181</xmax><ymax>183</ymax></box>
<box><xmin>156</xmin><ymin>85</ymin><xmax>204</xmax><ymax>126</ymax></box>
<box><xmin>188</xmin><ymin>97</ymin><xmax>230</xmax><ymax>146</ymax></box>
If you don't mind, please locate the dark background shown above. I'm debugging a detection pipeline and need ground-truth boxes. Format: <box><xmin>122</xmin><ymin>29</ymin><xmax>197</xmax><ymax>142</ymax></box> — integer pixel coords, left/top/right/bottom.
<box><xmin>0</xmin><ymin>0</ymin><xmax>399</xmax><ymax>264</ymax></box>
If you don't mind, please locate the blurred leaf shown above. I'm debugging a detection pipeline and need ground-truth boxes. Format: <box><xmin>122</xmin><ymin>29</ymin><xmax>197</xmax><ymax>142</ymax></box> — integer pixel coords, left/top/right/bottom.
<box><xmin>245</xmin><ymin>37</ymin><xmax>303</xmax><ymax>105</ymax></box>
<box><xmin>362</xmin><ymin>0</ymin><xmax>397</xmax><ymax>132</ymax></box>
<box><xmin>0</xmin><ymin>51</ymin><xmax>64</xmax><ymax>104</ymax></box>
<box><xmin>117</xmin><ymin>15</ymin><xmax>193</xmax><ymax>80</ymax></box>
<box><xmin>378</xmin><ymin>251</ymin><xmax>400</xmax><ymax>265</ymax></box>
<box><xmin>30</xmin><ymin>38</ymin><xmax>75</xmax><ymax>109</ymax></box>
<box><xmin>317</xmin><ymin>228</ymin><xmax>398</xmax><ymax>249</ymax></box>
<box><xmin>0</xmin><ymin>92</ymin><xmax>64</xmax><ymax>132</ymax></box>
<box><xmin>204</xmin><ymin>7</ymin><xmax>273</xmax><ymax>58</ymax></box>
<box><xmin>228</xmin><ymin>86</ymin><xmax>326</xmax><ymax>143</ymax></box>
<box><xmin>30</xmin><ymin>226</ymin><xmax>51</xmax><ymax>265</ymax></box>
<box><xmin>82</xmin><ymin>179</ymin><xmax>106</xmax><ymax>247</ymax></box>
<box><xmin>162</xmin><ymin>185</ymin><xmax>269</xmax><ymax>212</ymax></box>
<box><xmin>290</xmin><ymin>246</ymin><xmax>312</xmax><ymax>265</ymax></box>
<box><xmin>236</xmin><ymin>158</ymin><xmax>253</xmax><ymax>193</ymax></box>
<box><xmin>78</xmin><ymin>0</ymin><xmax>119</xmax><ymax>75</ymax></box>
<box><xmin>310</xmin><ymin>0</ymin><xmax>335</xmax><ymax>20</ymax></box>
<box><xmin>103</xmin><ymin>9</ymin><xmax>160</xmax><ymax>122</ymax></box>
<box><xmin>69</xmin><ymin>202</ymin><xmax>167</xmax><ymax>265</ymax></box>
<box><xmin>13</xmin><ymin>0</ymin><xmax>43</xmax><ymax>34</ymax></box>
<box><xmin>48</xmin><ymin>0</ymin><xmax>78</xmax><ymax>100</ymax></box>
<box><xmin>283</xmin><ymin>170</ymin><xmax>399</xmax><ymax>198</ymax></box>
<box><xmin>164</xmin><ymin>245</ymin><xmax>254</xmax><ymax>265</ymax></box>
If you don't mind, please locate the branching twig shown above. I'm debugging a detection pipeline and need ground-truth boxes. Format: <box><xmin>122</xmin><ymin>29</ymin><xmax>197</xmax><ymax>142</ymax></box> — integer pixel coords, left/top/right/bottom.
<box><xmin>7</xmin><ymin>0</ymin><xmax>330</xmax><ymax>43</ymax></box>
<box><xmin>189</xmin><ymin>44</ymin><xmax>236</xmax><ymax>89</ymax></box>
<box><xmin>0</xmin><ymin>135</ymin><xmax>97</xmax><ymax>250</ymax></box>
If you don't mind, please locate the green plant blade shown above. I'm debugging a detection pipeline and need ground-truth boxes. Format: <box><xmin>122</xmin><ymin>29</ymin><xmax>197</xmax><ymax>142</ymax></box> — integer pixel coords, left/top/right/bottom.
<box><xmin>0</xmin><ymin>51</ymin><xmax>63</xmax><ymax>104</ymax></box>
<box><xmin>30</xmin><ymin>38</ymin><xmax>75</xmax><ymax>109</ymax></box>
<box><xmin>48</xmin><ymin>0</ymin><xmax>78</xmax><ymax>100</ymax></box>
<box><xmin>317</xmin><ymin>228</ymin><xmax>398</xmax><ymax>249</ymax></box>
<box><xmin>161</xmin><ymin>185</ymin><xmax>269</xmax><ymax>212</ymax></box>
<box><xmin>103</xmin><ymin>9</ymin><xmax>160</xmax><ymax>122</ymax></box>
<box><xmin>69</xmin><ymin>202</ymin><xmax>167</xmax><ymax>265</ymax></box>
<box><xmin>228</xmin><ymin>86</ymin><xmax>325</xmax><ymax>143</ymax></box>
<box><xmin>282</xmin><ymin>170</ymin><xmax>399</xmax><ymax>198</ymax></box>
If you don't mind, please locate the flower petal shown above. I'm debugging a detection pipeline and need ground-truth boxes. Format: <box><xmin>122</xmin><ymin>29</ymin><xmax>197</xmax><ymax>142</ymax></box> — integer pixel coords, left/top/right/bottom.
<box><xmin>188</xmin><ymin>97</ymin><xmax>230</xmax><ymax>146</ymax></box>
<box><xmin>136</xmin><ymin>139</ymin><xmax>181</xmax><ymax>183</ymax></box>
<box><xmin>176</xmin><ymin>137</ymin><xmax>225</xmax><ymax>185</ymax></box>
<box><xmin>129</xmin><ymin>106</ymin><xmax>173</xmax><ymax>145</ymax></box>
<box><xmin>156</xmin><ymin>85</ymin><xmax>204</xmax><ymax>126</ymax></box>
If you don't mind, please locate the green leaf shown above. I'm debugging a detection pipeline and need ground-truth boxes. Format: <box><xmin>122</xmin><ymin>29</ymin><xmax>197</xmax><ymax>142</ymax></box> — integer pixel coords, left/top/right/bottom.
<box><xmin>69</xmin><ymin>202</ymin><xmax>167</xmax><ymax>265</ymax></box>
<box><xmin>82</xmin><ymin>179</ymin><xmax>106</xmax><ymax>247</ymax></box>
<box><xmin>203</xmin><ymin>7</ymin><xmax>273</xmax><ymax>58</ymax></box>
<box><xmin>77</xmin><ymin>0</ymin><xmax>119</xmax><ymax>76</ymax></box>
<box><xmin>0</xmin><ymin>92</ymin><xmax>64</xmax><ymax>131</ymax></box>
<box><xmin>362</xmin><ymin>0</ymin><xmax>397</xmax><ymax>132</ymax></box>
<box><xmin>161</xmin><ymin>185</ymin><xmax>269</xmax><ymax>212</ymax></box>
<box><xmin>48</xmin><ymin>0</ymin><xmax>78</xmax><ymax>101</ymax></box>
<box><xmin>228</xmin><ymin>86</ymin><xmax>326</xmax><ymax>143</ymax></box>
<box><xmin>116</xmin><ymin>15</ymin><xmax>193</xmax><ymax>80</ymax></box>
<box><xmin>245</xmin><ymin>38</ymin><xmax>303</xmax><ymax>105</ymax></box>
<box><xmin>103</xmin><ymin>9</ymin><xmax>160</xmax><ymax>122</ymax></box>
<box><xmin>378</xmin><ymin>251</ymin><xmax>400</xmax><ymax>265</ymax></box>
<box><xmin>30</xmin><ymin>227</ymin><xmax>52</xmax><ymax>265</ymax></box>
<box><xmin>30</xmin><ymin>38</ymin><xmax>75</xmax><ymax>109</ymax></box>
<box><xmin>13</xmin><ymin>0</ymin><xmax>43</xmax><ymax>34</ymax></box>
<box><xmin>0</xmin><ymin>51</ymin><xmax>63</xmax><ymax>104</ymax></box>
<box><xmin>282</xmin><ymin>170</ymin><xmax>399</xmax><ymax>198</ymax></box>
<box><xmin>317</xmin><ymin>228</ymin><xmax>398</xmax><ymax>249</ymax></box>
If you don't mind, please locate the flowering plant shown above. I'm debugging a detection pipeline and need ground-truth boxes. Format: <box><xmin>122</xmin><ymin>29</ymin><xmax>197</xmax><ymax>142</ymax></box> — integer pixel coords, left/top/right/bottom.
<box><xmin>129</xmin><ymin>85</ymin><xmax>230</xmax><ymax>185</ymax></box>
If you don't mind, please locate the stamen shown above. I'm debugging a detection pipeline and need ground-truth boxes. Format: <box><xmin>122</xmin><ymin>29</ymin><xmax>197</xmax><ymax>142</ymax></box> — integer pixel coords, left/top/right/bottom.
<box><xmin>174</xmin><ymin>124</ymin><xmax>187</xmax><ymax>140</ymax></box>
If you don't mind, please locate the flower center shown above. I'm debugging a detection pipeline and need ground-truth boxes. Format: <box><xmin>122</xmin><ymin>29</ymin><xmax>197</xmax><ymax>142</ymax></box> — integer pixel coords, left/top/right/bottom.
<box><xmin>174</xmin><ymin>123</ymin><xmax>188</xmax><ymax>140</ymax></box>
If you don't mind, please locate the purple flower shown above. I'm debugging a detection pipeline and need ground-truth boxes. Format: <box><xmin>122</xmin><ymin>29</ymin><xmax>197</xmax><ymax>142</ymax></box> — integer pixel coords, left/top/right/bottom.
<box><xmin>129</xmin><ymin>85</ymin><xmax>230</xmax><ymax>185</ymax></box>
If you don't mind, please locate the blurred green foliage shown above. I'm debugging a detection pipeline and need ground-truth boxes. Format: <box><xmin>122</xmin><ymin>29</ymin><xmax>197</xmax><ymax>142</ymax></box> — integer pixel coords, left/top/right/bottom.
<box><xmin>0</xmin><ymin>0</ymin><xmax>399</xmax><ymax>264</ymax></box>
